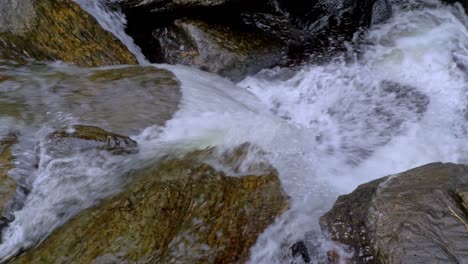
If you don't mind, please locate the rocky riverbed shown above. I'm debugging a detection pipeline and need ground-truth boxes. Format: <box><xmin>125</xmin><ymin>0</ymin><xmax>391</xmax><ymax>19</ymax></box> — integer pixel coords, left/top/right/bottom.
<box><xmin>0</xmin><ymin>0</ymin><xmax>467</xmax><ymax>263</ymax></box>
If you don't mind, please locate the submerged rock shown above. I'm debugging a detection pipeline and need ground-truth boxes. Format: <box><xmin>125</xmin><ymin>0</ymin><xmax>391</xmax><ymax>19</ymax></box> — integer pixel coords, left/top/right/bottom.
<box><xmin>0</xmin><ymin>0</ymin><xmax>137</xmax><ymax>66</ymax></box>
<box><xmin>153</xmin><ymin>19</ymin><xmax>285</xmax><ymax>81</ymax></box>
<box><xmin>43</xmin><ymin>125</ymin><xmax>138</xmax><ymax>158</ymax></box>
<box><xmin>320</xmin><ymin>163</ymin><xmax>468</xmax><ymax>263</ymax></box>
<box><xmin>0</xmin><ymin>65</ymin><xmax>181</xmax><ymax>135</ymax></box>
<box><xmin>9</xmin><ymin>146</ymin><xmax>289</xmax><ymax>264</ymax></box>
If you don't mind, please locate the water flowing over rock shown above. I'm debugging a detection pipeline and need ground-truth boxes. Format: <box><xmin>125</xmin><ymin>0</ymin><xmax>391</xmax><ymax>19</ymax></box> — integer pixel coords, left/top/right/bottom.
<box><xmin>320</xmin><ymin>163</ymin><xmax>468</xmax><ymax>263</ymax></box>
<box><xmin>7</xmin><ymin>147</ymin><xmax>289</xmax><ymax>264</ymax></box>
<box><xmin>41</xmin><ymin>125</ymin><xmax>138</xmax><ymax>161</ymax></box>
<box><xmin>0</xmin><ymin>65</ymin><xmax>182</xmax><ymax>135</ymax></box>
<box><xmin>0</xmin><ymin>0</ymin><xmax>137</xmax><ymax>66</ymax></box>
<box><xmin>153</xmin><ymin>19</ymin><xmax>285</xmax><ymax>81</ymax></box>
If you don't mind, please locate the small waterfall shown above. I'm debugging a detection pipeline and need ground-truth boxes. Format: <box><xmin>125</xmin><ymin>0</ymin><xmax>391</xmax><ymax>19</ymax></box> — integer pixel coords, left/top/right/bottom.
<box><xmin>0</xmin><ymin>0</ymin><xmax>467</xmax><ymax>263</ymax></box>
<box><xmin>73</xmin><ymin>0</ymin><xmax>149</xmax><ymax>65</ymax></box>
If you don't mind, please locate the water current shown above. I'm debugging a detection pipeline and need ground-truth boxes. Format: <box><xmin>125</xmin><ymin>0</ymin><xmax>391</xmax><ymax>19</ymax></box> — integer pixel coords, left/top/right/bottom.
<box><xmin>0</xmin><ymin>0</ymin><xmax>467</xmax><ymax>262</ymax></box>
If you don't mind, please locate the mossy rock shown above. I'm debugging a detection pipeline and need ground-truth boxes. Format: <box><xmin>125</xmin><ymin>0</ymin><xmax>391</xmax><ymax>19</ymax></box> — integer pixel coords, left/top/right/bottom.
<box><xmin>0</xmin><ymin>136</ymin><xmax>17</xmax><ymax>217</ymax></box>
<box><xmin>9</xmin><ymin>148</ymin><xmax>289</xmax><ymax>264</ymax></box>
<box><xmin>0</xmin><ymin>0</ymin><xmax>137</xmax><ymax>66</ymax></box>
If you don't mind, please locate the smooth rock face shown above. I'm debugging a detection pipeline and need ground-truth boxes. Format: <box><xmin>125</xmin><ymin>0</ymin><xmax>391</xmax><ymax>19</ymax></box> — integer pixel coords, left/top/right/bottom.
<box><xmin>320</xmin><ymin>163</ymin><xmax>468</xmax><ymax>263</ymax></box>
<box><xmin>0</xmin><ymin>0</ymin><xmax>137</xmax><ymax>66</ymax></box>
<box><xmin>9</xmin><ymin>148</ymin><xmax>289</xmax><ymax>264</ymax></box>
<box><xmin>0</xmin><ymin>65</ymin><xmax>181</xmax><ymax>136</ymax></box>
<box><xmin>153</xmin><ymin>19</ymin><xmax>285</xmax><ymax>81</ymax></box>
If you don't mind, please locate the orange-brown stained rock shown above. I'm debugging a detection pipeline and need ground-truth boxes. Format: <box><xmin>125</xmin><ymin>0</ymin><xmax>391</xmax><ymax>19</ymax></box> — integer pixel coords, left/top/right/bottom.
<box><xmin>0</xmin><ymin>136</ymin><xmax>17</xmax><ymax>213</ymax></box>
<box><xmin>0</xmin><ymin>0</ymin><xmax>137</xmax><ymax>66</ymax></box>
<box><xmin>9</xmin><ymin>148</ymin><xmax>289</xmax><ymax>264</ymax></box>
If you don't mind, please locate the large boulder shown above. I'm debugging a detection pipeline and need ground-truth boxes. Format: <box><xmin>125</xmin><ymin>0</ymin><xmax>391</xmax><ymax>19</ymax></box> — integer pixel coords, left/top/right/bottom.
<box><xmin>8</xmin><ymin>146</ymin><xmax>289</xmax><ymax>264</ymax></box>
<box><xmin>0</xmin><ymin>0</ymin><xmax>137</xmax><ymax>66</ymax></box>
<box><xmin>153</xmin><ymin>19</ymin><xmax>285</xmax><ymax>81</ymax></box>
<box><xmin>320</xmin><ymin>163</ymin><xmax>468</xmax><ymax>263</ymax></box>
<box><xmin>0</xmin><ymin>66</ymin><xmax>182</xmax><ymax>135</ymax></box>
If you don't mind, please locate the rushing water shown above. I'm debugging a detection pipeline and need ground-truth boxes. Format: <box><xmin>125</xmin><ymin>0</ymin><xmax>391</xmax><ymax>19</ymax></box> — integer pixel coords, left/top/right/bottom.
<box><xmin>0</xmin><ymin>0</ymin><xmax>467</xmax><ymax>262</ymax></box>
<box><xmin>73</xmin><ymin>0</ymin><xmax>149</xmax><ymax>65</ymax></box>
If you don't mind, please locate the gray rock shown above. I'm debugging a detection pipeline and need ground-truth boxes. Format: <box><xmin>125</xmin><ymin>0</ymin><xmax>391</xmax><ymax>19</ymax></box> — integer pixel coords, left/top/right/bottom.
<box><xmin>320</xmin><ymin>163</ymin><xmax>468</xmax><ymax>263</ymax></box>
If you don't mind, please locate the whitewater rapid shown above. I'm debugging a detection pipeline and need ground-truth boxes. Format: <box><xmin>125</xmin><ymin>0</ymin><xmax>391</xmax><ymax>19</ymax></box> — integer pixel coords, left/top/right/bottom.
<box><xmin>0</xmin><ymin>0</ymin><xmax>467</xmax><ymax>262</ymax></box>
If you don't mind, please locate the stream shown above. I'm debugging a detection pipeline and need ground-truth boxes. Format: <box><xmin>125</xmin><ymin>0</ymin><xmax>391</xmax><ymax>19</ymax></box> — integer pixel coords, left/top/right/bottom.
<box><xmin>0</xmin><ymin>0</ymin><xmax>467</xmax><ymax>262</ymax></box>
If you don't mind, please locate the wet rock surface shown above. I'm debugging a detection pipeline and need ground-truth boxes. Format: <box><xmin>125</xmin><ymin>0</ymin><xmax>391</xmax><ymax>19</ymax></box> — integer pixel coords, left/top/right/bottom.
<box><xmin>328</xmin><ymin>80</ymin><xmax>429</xmax><ymax>165</ymax></box>
<box><xmin>8</xmin><ymin>147</ymin><xmax>289</xmax><ymax>264</ymax></box>
<box><xmin>43</xmin><ymin>125</ymin><xmax>138</xmax><ymax>158</ymax></box>
<box><xmin>0</xmin><ymin>136</ymin><xmax>17</xmax><ymax>220</ymax></box>
<box><xmin>0</xmin><ymin>65</ymin><xmax>182</xmax><ymax>135</ymax></box>
<box><xmin>320</xmin><ymin>163</ymin><xmax>468</xmax><ymax>263</ymax></box>
<box><xmin>119</xmin><ymin>0</ymin><xmax>391</xmax><ymax>77</ymax></box>
<box><xmin>0</xmin><ymin>0</ymin><xmax>137</xmax><ymax>66</ymax></box>
<box><xmin>153</xmin><ymin>19</ymin><xmax>285</xmax><ymax>81</ymax></box>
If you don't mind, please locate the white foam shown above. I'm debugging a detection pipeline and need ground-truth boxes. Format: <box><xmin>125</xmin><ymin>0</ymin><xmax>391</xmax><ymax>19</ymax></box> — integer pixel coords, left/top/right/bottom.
<box><xmin>239</xmin><ymin>2</ymin><xmax>468</xmax><ymax>262</ymax></box>
<box><xmin>0</xmin><ymin>0</ymin><xmax>467</xmax><ymax>262</ymax></box>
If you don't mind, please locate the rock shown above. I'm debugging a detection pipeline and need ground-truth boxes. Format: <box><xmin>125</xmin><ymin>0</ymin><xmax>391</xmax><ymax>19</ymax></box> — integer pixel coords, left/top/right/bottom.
<box><xmin>0</xmin><ymin>65</ymin><xmax>181</xmax><ymax>135</ymax></box>
<box><xmin>0</xmin><ymin>135</ymin><xmax>17</xmax><ymax>217</ymax></box>
<box><xmin>45</xmin><ymin>125</ymin><xmax>138</xmax><ymax>156</ymax></box>
<box><xmin>65</xmin><ymin>66</ymin><xmax>182</xmax><ymax>135</ymax></box>
<box><xmin>240</xmin><ymin>12</ymin><xmax>305</xmax><ymax>46</ymax></box>
<box><xmin>9</xmin><ymin>147</ymin><xmax>289</xmax><ymax>264</ymax></box>
<box><xmin>35</xmin><ymin>124</ymin><xmax>137</xmax><ymax>174</ymax></box>
<box><xmin>118</xmin><ymin>0</ymin><xmax>392</xmax><ymax>70</ymax></box>
<box><xmin>0</xmin><ymin>0</ymin><xmax>137</xmax><ymax>66</ymax></box>
<box><xmin>153</xmin><ymin>19</ymin><xmax>285</xmax><ymax>81</ymax></box>
<box><xmin>291</xmin><ymin>241</ymin><xmax>312</xmax><ymax>263</ymax></box>
<box><xmin>112</xmin><ymin>0</ymin><xmax>239</xmax><ymax>12</ymax></box>
<box><xmin>37</xmin><ymin>125</ymin><xmax>138</xmax><ymax>169</ymax></box>
<box><xmin>325</xmin><ymin>80</ymin><xmax>429</xmax><ymax>166</ymax></box>
<box><xmin>320</xmin><ymin>163</ymin><xmax>468</xmax><ymax>263</ymax></box>
<box><xmin>277</xmin><ymin>0</ymin><xmax>391</xmax><ymax>28</ymax></box>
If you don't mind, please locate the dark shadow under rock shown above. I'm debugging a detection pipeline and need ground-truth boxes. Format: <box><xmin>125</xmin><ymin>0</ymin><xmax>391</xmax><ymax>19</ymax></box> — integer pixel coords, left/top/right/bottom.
<box><xmin>152</xmin><ymin>19</ymin><xmax>286</xmax><ymax>81</ymax></box>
